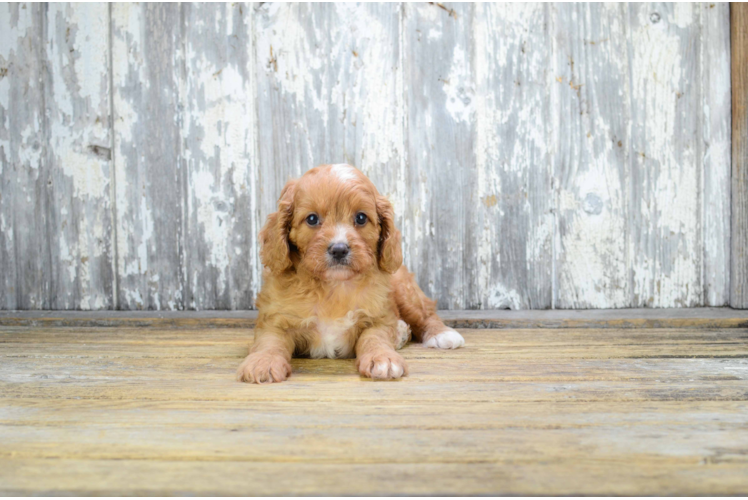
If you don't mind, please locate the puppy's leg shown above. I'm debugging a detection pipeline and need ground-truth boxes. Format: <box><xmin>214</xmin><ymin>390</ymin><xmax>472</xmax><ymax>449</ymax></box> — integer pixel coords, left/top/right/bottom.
<box><xmin>236</xmin><ymin>330</ymin><xmax>294</xmax><ymax>384</ymax></box>
<box><xmin>356</xmin><ymin>326</ymin><xmax>409</xmax><ymax>380</ymax></box>
<box><xmin>391</xmin><ymin>265</ymin><xmax>465</xmax><ymax>349</ymax></box>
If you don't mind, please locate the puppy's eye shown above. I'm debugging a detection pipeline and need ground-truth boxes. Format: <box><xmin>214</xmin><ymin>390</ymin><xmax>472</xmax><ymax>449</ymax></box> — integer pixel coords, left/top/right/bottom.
<box><xmin>306</xmin><ymin>214</ymin><xmax>319</xmax><ymax>226</ymax></box>
<box><xmin>354</xmin><ymin>212</ymin><xmax>368</xmax><ymax>226</ymax></box>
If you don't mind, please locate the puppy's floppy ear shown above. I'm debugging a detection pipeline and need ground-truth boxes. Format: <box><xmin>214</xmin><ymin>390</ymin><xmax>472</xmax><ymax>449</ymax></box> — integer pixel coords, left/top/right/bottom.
<box><xmin>260</xmin><ymin>179</ymin><xmax>297</xmax><ymax>274</ymax></box>
<box><xmin>376</xmin><ymin>195</ymin><xmax>403</xmax><ymax>274</ymax></box>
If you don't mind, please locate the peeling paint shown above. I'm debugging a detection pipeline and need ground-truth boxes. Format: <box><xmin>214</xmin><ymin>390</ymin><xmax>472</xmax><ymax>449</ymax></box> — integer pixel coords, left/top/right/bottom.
<box><xmin>442</xmin><ymin>45</ymin><xmax>474</xmax><ymax>124</ymax></box>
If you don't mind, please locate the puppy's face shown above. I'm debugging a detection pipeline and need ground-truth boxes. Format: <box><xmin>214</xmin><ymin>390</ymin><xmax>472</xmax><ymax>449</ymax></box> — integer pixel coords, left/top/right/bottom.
<box><xmin>261</xmin><ymin>164</ymin><xmax>402</xmax><ymax>281</ymax></box>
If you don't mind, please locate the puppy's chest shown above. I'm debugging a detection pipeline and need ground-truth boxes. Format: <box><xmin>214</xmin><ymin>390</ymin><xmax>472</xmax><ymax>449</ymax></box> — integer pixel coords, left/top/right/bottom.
<box><xmin>306</xmin><ymin>312</ymin><xmax>361</xmax><ymax>359</ymax></box>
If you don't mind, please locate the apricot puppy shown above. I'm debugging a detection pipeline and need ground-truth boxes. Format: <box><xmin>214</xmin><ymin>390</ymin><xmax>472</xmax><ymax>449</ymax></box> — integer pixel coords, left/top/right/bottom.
<box><xmin>237</xmin><ymin>164</ymin><xmax>464</xmax><ymax>383</ymax></box>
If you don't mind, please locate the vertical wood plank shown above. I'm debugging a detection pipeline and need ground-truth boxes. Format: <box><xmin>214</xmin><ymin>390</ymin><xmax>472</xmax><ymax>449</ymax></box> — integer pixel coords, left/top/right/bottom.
<box><xmin>701</xmin><ymin>3</ymin><xmax>731</xmax><ymax>306</ymax></box>
<box><xmin>471</xmin><ymin>4</ymin><xmax>553</xmax><ymax>309</ymax></box>
<box><xmin>253</xmin><ymin>3</ymin><xmax>404</xmax><ymax>236</ymax></box>
<box><xmin>628</xmin><ymin>3</ymin><xmax>703</xmax><ymax>308</ymax></box>
<box><xmin>553</xmin><ymin>4</ymin><xmax>631</xmax><ymax>308</ymax></box>
<box><xmin>1</xmin><ymin>3</ymin><xmax>114</xmax><ymax>310</ymax></box>
<box><xmin>0</xmin><ymin>4</ymin><xmax>50</xmax><ymax>309</ymax></box>
<box><xmin>403</xmin><ymin>3</ymin><xmax>474</xmax><ymax>309</ymax></box>
<box><xmin>732</xmin><ymin>3</ymin><xmax>748</xmax><ymax>308</ymax></box>
<box><xmin>180</xmin><ymin>3</ymin><xmax>257</xmax><ymax>309</ymax></box>
<box><xmin>111</xmin><ymin>4</ymin><xmax>183</xmax><ymax>310</ymax></box>
<box><xmin>45</xmin><ymin>3</ymin><xmax>114</xmax><ymax>309</ymax></box>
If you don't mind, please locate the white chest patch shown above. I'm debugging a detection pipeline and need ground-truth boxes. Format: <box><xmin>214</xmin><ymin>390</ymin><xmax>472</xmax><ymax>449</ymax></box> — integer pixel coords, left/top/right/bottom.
<box><xmin>308</xmin><ymin>312</ymin><xmax>358</xmax><ymax>359</ymax></box>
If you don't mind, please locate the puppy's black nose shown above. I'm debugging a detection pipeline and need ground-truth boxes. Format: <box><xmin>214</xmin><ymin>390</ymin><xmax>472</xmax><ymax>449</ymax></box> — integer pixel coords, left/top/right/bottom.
<box><xmin>328</xmin><ymin>243</ymin><xmax>350</xmax><ymax>261</ymax></box>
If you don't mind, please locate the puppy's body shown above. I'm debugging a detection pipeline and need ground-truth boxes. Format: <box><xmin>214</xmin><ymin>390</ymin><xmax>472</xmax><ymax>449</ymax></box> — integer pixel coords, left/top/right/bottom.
<box><xmin>256</xmin><ymin>267</ymin><xmax>394</xmax><ymax>360</ymax></box>
<box><xmin>237</xmin><ymin>164</ymin><xmax>464</xmax><ymax>383</ymax></box>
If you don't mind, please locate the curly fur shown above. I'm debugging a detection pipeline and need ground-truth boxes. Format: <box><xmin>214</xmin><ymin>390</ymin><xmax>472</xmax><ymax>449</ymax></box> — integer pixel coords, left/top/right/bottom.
<box><xmin>237</xmin><ymin>164</ymin><xmax>464</xmax><ymax>383</ymax></box>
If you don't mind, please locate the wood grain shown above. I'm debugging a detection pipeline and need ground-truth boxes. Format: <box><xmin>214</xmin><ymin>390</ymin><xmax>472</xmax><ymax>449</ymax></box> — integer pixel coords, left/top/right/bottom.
<box><xmin>1</xmin><ymin>323</ymin><xmax>747</xmax><ymax>494</ymax></box>
<box><xmin>3</xmin><ymin>459</ymin><xmax>748</xmax><ymax>496</ymax></box>
<box><xmin>732</xmin><ymin>3</ymin><xmax>748</xmax><ymax>308</ymax></box>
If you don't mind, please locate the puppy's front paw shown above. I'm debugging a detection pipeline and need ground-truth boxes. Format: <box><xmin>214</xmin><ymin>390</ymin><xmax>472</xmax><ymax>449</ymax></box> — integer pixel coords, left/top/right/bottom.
<box><xmin>357</xmin><ymin>350</ymin><xmax>408</xmax><ymax>380</ymax></box>
<box><xmin>424</xmin><ymin>328</ymin><xmax>465</xmax><ymax>349</ymax></box>
<box><xmin>395</xmin><ymin>319</ymin><xmax>411</xmax><ymax>350</ymax></box>
<box><xmin>236</xmin><ymin>352</ymin><xmax>292</xmax><ymax>384</ymax></box>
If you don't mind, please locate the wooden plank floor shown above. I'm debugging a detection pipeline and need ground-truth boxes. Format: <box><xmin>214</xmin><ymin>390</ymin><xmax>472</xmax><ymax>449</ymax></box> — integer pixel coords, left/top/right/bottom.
<box><xmin>1</xmin><ymin>318</ymin><xmax>747</xmax><ymax>495</ymax></box>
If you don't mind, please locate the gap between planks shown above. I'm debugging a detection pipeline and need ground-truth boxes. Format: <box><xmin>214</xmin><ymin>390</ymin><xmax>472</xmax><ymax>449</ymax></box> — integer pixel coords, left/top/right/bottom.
<box><xmin>0</xmin><ymin>307</ymin><xmax>747</xmax><ymax>329</ymax></box>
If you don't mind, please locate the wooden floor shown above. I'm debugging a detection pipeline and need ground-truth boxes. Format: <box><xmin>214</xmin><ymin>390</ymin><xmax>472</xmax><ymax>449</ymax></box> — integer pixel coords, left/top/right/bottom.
<box><xmin>1</xmin><ymin>312</ymin><xmax>747</xmax><ymax>495</ymax></box>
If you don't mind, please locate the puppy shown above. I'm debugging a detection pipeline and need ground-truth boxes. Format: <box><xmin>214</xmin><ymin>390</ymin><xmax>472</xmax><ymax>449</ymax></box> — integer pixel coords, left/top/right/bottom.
<box><xmin>237</xmin><ymin>164</ymin><xmax>464</xmax><ymax>383</ymax></box>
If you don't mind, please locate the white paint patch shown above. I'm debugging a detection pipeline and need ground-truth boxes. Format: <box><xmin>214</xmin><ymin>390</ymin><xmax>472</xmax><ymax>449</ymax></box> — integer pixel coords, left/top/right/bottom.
<box><xmin>57</xmin><ymin>233</ymin><xmax>77</xmax><ymax>284</ymax></box>
<box><xmin>0</xmin><ymin>213</ymin><xmax>10</xmax><ymax>244</ymax></box>
<box><xmin>17</xmin><ymin>124</ymin><xmax>42</xmax><ymax>169</ymax></box>
<box><xmin>427</xmin><ymin>28</ymin><xmax>442</xmax><ymax>41</ymax></box>
<box><xmin>672</xmin><ymin>3</ymin><xmax>693</xmax><ymax>29</ymax></box>
<box><xmin>485</xmin><ymin>283</ymin><xmax>522</xmax><ymax>310</ymax></box>
<box><xmin>443</xmin><ymin>45</ymin><xmax>475</xmax><ymax>124</ymax></box>
<box><xmin>424</xmin><ymin>329</ymin><xmax>465</xmax><ymax>349</ymax></box>
<box><xmin>331</xmin><ymin>163</ymin><xmax>358</xmax><ymax>183</ymax></box>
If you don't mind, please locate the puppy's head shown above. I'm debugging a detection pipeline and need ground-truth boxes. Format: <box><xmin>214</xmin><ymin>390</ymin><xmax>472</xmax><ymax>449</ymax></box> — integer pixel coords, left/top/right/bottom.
<box><xmin>260</xmin><ymin>164</ymin><xmax>402</xmax><ymax>281</ymax></box>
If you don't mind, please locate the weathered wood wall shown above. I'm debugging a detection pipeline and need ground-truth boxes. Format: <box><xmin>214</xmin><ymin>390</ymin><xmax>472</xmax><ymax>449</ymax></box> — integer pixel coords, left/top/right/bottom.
<box><xmin>0</xmin><ymin>3</ymin><xmax>734</xmax><ymax>310</ymax></box>
<box><xmin>732</xmin><ymin>3</ymin><xmax>748</xmax><ymax>308</ymax></box>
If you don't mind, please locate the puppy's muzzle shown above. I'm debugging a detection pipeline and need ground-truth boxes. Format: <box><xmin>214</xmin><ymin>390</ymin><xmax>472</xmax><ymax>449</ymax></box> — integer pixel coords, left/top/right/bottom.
<box><xmin>328</xmin><ymin>243</ymin><xmax>350</xmax><ymax>263</ymax></box>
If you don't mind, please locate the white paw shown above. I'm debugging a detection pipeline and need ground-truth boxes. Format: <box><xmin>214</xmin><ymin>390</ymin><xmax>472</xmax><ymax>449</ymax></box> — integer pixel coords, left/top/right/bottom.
<box><xmin>358</xmin><ymin>351</ymin><xmax>408</xmax><ymax>380</ymax></box>
<box><xmin>395</xmin><ymin>320</ymin><xmax>411</xmax><ymax>350</ymax></box>
<box><xmin>371</xmin><ymin>360</ymin><xmax>404</xmax><ymax>379</ymax></box>
<box><xmin>424</xmin><ymin>328</ymin><xmax>465</xmax><ymax>349</ymax></box>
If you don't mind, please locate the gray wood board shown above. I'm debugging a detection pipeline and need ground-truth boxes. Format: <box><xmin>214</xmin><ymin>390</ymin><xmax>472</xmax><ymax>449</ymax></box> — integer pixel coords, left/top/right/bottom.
<box><xmin>180</xmin><ymin>3</ymin><xmax>257</xmax><ymax>310</ymax></box>
<box><xmin>628</xmin><ymin>3</ymin><xmax>703</xmax><ymax>308</ymax></box>
<box><xmin>553</xmin><ymin>3</ymin><xmax>631</xmax><ymax>309</ymax></box>
<box><xmin>702</xmin><ymin>2</ymin><xmax>731</xmax><ymax>307</ymax></box>
<box><xmin>111</xmin><ymin>4</ymin><xmax>183</xmax><ymax>310</ymax></box>
<box><xmin>732</xmin><ymin>4</ymin><xmax>748</xmax><ymax>308</ymax></box>
<box><xmin>0</xmin><ymin>3</ymin><xmax>114</xmax><ymax>310</ymax></box>
<box><xmin>0</xmin><ymin>3</ymin><xmax>735</xmax><ymax>310</ymax></box>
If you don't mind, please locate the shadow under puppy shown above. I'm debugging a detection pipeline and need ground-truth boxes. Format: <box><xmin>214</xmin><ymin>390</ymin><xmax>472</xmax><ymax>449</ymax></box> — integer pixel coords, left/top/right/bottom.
<box><xmin>237</xmin><ymin>164</ymin><xmax>464</xmax><ymax>383</ymax></box>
